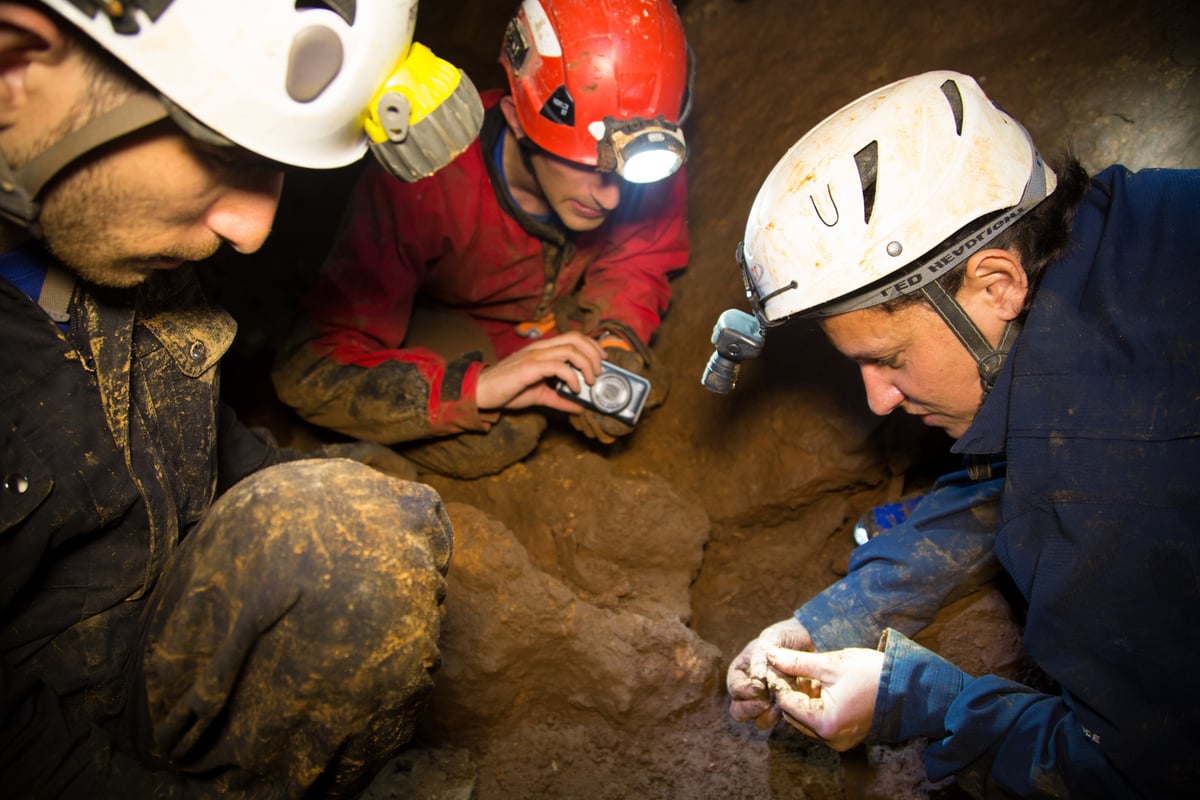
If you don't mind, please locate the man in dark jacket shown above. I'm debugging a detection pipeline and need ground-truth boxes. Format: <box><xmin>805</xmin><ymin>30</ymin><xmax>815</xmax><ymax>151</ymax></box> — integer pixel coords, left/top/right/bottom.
<box><xmin>721</xmin><ymin>70</ymin><xmax>1199</xmax><ymax>797</ymax></box>
<box><xmin>0</xmin><ymin>2</ymin><xmax>482</xmax><ymax>796</ymax></box>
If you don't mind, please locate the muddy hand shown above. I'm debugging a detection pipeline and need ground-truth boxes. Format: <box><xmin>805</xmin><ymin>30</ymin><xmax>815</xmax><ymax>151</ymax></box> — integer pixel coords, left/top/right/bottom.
<box><xmin>569</xmin><ymin>346</ymin><xmax>646</xmax><ymax>444</ymax></box>
<box><xmin>726</xmin><ymin>616</ymin><xmax>814</xmax><ymax>729</ymax></box>
<box><xmin>569</xmin><ymin>407</ymin><xmax>632</xmax><ymax>444</ymax></box>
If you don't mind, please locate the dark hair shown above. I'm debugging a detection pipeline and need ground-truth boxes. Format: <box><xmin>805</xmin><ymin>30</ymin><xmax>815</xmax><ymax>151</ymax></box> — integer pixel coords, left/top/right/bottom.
<box><xmin>881</xmin><ymin>152</ymin><xmax>1091</xmax><ymax>313</ymax></box>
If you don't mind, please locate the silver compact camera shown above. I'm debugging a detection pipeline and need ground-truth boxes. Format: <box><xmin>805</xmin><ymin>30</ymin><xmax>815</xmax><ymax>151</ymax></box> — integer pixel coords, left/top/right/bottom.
<box><xmin>555</xmin><ymin>361</ymin><xmax>651</xmax><ymax>426</ymax></box>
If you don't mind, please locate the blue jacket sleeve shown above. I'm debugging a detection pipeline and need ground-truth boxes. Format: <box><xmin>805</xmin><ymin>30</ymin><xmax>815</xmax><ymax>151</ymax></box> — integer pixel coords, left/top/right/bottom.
<box><xmin>795</xmin><ymin>467</ymin><xmax>1006</xmax><ymax>651</ymax></box>
<box><xmin>872</xmin><ymin>629</ymin><xmax>1137</xmax><ymax>799</ymax></box>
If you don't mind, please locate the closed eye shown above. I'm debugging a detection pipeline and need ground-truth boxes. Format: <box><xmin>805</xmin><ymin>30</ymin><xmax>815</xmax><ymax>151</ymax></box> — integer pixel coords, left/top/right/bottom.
<box><xmin>864</xmin><ymin>354</ymin><xmax>900</xmax><ymax>369</ymax></box>
<box><xmin>191</xmin><ymin>140</ymin><xmax>281</xmax><ymax>174</ymax></box>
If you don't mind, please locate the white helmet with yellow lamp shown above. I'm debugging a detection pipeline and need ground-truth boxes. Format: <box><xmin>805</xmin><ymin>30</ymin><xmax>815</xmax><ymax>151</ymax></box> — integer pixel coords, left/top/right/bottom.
<box><xmin>1</xmin><ymin>0</ymin><xmax>483</xmax><ymax>230</ymax></box>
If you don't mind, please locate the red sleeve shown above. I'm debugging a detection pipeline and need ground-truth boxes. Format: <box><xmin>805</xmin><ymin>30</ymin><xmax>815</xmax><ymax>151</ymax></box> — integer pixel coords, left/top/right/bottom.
<box><xmin>272</xmin><ymin>156</ymin><xmax>495</xmax><ymax>442</ymax></box>
<box><xmin>573</xmin><ymin>166</ymin><xmax>690</xmax><ymax>346</ymax></box>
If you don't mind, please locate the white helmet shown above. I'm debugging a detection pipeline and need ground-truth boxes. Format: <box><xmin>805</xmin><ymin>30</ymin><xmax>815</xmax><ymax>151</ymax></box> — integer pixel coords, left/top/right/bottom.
<box><xmin>2</xmin><ymin>1</ymin><xmax>482</xmax><ymax>230</ymax></box>
<box><xmin>740</xmin><ymin>70</ymin><xmax>1056</xmax><ymax>324</ymax></box>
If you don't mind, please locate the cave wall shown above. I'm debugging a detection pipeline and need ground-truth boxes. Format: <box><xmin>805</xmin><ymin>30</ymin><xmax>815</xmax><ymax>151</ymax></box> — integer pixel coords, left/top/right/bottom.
<box><xmin>206</xmin><ymin>2</ymin><xmax>1199</xmax><ymax>797</ymax></box>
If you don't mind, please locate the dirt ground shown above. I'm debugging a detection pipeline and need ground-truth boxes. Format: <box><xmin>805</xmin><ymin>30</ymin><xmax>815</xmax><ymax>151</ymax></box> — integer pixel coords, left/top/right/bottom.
<box><xmin>207</xmin><ymin>1</ymin><xmax>1199</xmax><ymax>797</ymax></box>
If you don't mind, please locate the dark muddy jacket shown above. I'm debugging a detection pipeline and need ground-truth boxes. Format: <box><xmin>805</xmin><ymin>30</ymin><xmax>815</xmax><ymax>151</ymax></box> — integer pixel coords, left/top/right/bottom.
<box><xmin>798</xmin><ymin>167</ymin><xmax>1200</xmax><ymax>798</ymax></box>
<box><xmin>0</xmin><ymin>254</ymin><xmax>280</xmax><ymax>793</ymax></box>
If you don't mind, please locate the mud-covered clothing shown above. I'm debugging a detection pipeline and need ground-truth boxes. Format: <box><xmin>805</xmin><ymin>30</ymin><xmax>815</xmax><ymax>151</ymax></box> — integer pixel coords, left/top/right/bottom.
<box><xmin>795</xmin><ymin>167</ymin><xmax>1200</xmax><ymax>798</ymax></box>
<box><xmin>272</xmin><ymin>89</ymin><xmax>689</xmax><ymax>445</ymax></box>
<box><xmin>795</xmin><ymin>465</ymin><xmax>1006</xmax><ymax>650</ymax></box>
<box><xmin>1</xmin><ymin>254</ymin><xmax>453</xmax><ymax>798</ymax></box>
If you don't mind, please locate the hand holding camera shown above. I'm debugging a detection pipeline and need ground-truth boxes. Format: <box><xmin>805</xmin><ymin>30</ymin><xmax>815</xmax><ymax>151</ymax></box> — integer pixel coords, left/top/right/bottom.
<box><xmin>473</xmin><ymin>331</ymin><xmax>651</xmax><ymax>443</ymax></box>
<box><xmin>475</xmin><ymin>332</ymin><xmax>607</xmax><ymax>412</ymax></box>
<box><xmin>556</xmin><ymin>357</ymin><xmax>652</xmax><ymax>427</ymax></box>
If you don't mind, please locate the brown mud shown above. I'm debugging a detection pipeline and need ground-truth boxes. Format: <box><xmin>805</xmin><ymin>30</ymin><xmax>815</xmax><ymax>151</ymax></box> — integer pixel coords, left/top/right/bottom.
<box><xmin>207</xmin><ymin>1</ymin><xmax>1199</xmax><ymax>797</ymax></box>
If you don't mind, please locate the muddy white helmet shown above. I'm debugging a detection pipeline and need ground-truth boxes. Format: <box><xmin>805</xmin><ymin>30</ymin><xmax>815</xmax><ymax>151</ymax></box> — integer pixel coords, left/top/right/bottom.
<box><xmin>739</xmin><ymin>70</ymin><xmax>1056</xmax><ymax>324</ymax></box>
<box><xmin>2</xmin><ymin>1</ymin><xmax>482</xmax><ymax>230</ymax></box>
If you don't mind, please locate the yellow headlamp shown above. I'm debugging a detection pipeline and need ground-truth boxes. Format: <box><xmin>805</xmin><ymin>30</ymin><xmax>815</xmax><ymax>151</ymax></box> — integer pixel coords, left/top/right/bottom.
<box><xmin>364</xmin><ymin>42</ymin><xmax>484</xmax><ymax>182</ymax></box>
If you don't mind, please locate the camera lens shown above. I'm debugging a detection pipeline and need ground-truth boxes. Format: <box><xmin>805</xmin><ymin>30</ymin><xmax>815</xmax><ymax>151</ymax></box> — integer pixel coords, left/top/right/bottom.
<box><xmin>591</xmin><ymin>372</ymin><xmax>632</xmax><ymax>412</ymax></box>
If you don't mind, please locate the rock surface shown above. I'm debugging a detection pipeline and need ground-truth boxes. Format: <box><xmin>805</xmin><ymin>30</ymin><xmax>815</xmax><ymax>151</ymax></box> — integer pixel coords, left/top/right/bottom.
<box><xmin>210</xmin><ymin>0</ymin><xmax>1199</xmax><ymax>797</ymax></box>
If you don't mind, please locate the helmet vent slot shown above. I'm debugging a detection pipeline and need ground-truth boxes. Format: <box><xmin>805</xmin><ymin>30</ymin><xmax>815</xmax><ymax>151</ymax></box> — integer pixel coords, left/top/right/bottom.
<box><xmin>295</xmin><ymin>1</ymin><xmax>356</xmax><ymax>26</ymax></box>
<box><xmin>853</xmin><ymin>140</ymin><xmax>878</xmax><ymax>224</ymax></box>
<box><xmin>939</xmin><ymin>79</ymin><xmax>965</xmax><ymax>135</ymax></box>
<box><xmin>66</xmin><ymin>0</ymin><xmax>172</xmax><ymax>34</ymax></box>
<box><xmin>287</xmin><ymin>25</ymin><xmax>344</xmax><ymax>103</ymax></box>
<box><xmin>503</xmin><ymin>18</ymin><xmax>529</xmax><ymax>72</ymax></box>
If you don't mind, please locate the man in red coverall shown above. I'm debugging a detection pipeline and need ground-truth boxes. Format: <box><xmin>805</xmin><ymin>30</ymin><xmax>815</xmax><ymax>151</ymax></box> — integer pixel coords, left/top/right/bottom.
<box><xmin>272</xmin><ymin>0</ymin><xmax>692</xmax><ymax>479</ymax></box>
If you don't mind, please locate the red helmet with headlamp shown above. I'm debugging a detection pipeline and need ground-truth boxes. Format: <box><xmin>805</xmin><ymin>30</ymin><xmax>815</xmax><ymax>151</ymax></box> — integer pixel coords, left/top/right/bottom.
<box><xmin>500</xmin><ymin>0</ymin><xmax>691</xmax><ymax>184</ymax></box>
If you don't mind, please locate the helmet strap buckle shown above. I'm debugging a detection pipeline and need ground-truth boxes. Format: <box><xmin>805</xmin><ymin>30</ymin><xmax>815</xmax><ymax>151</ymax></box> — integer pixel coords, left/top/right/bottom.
<box><xmin>919</xmin><ymin>280</ymin><xmax>1019</xmax><ymax>396</ymax></box>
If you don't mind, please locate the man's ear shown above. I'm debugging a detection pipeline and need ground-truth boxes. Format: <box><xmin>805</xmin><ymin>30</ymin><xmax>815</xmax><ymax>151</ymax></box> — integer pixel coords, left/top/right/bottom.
<box><xmin>961</xmin><ymin>248</ymin><xmax>1029</xmax><ymax>322</ymax></box>
<box><xmin>498</xmin><ymin>95</ymin><xmax>525</xmax><ymax>140</ymax></box>
<box><xmin>0</xmin><ymin>4</ymin><xmax>67</xmax><ymax>126</ymax></box>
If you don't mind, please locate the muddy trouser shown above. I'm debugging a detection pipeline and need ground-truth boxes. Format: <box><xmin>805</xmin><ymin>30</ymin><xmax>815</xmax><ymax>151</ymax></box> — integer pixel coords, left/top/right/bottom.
<box><xmin>399</xmin><ymin>305</ymin><xmax>545</xmax><ymax>479</ymax></box>
<box><xmin>399</xmin><ymin>412</ymin><xmax>546</xmax><ymax>479</ymax></box>
<box><xmin>81</xmin><ymin>459</ymin><xmax>453</xmax><ymax>799</ymax></box>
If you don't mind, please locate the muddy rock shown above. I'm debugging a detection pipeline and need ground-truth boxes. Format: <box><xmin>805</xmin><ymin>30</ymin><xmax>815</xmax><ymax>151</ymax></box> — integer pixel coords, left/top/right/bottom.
<box><xmin>208</xmin><ymin>0</ymin><xmax>1199</xmax><ymax>797</ymax></box>
<box><xmin>425</xmin><ymin>444</ymin><xmax>711</xmax><ymax>620</ymax></box>
<box><xmin>422</xmin><ymin>473</ymin><xmax>721</xmax><ymax>740</ymax></box>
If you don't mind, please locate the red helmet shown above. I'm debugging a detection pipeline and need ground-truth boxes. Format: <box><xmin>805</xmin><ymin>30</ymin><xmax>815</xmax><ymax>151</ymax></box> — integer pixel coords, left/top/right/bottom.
<box><xmin>500</xmin><ymin>0</ymin><xmax>691</xmax><ymax>183</ymax></box>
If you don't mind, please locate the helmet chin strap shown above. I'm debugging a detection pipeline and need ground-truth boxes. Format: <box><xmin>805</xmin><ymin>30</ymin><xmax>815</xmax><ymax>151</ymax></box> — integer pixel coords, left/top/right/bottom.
<box><xmin>919</xmin><ymin>279</ymin><xmax>1020</xmax><ymax>397</ymax></box>
<box><xmin>0</xmin><ymin>92</ymin><xmax>169</xmax><ymax>236</ymax></box>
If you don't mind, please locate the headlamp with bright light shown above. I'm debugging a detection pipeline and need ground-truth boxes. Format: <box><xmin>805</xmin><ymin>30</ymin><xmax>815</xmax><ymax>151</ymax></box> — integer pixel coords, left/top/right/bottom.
<box><xmin>593</xmin><ymin>116</ymin><xmax>687</xmax><ymax>184</ymax></box>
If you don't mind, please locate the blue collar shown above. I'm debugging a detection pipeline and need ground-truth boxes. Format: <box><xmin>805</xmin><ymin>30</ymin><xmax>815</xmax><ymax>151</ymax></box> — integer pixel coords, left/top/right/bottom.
<box><xmin>953</xmin><ymin>337</ymin><xmax>1015</xmax><ymax>456</ymax></box>
<box><xmin>0</xmin><ymin>242</ymin><xmax>71</xmax><ymax>330</ymax></box>
<box><xmin>0</xmin><ymin>242</ymin><xmax>50</xmax><ymax>301</ymax></box>
<box><xmin>492</xmin><ymin>126</ymin><xmax>556</xmax><ymax>225</ymax></box>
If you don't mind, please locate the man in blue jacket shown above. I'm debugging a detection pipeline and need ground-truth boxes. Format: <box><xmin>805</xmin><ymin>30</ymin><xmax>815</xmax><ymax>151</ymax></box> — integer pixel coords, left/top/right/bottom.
<box><xmin>722</xmin><ymin>70</ymin><xmax>1199</xmax><ymax>797</ymax></box>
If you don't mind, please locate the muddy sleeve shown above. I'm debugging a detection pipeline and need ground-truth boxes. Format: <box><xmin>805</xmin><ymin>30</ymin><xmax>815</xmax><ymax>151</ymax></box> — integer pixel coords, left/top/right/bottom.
<box><xmin>135</xmin><ymin>460</ymin><xmax>452</xmax><ymax>797</ymax></box>
<box><xmin>872</xmin><ymin>629</ymin><xmax>1134</xmax><ymax>798</ymax></box>
<box><xmin>573</xmin><ymin>168</ymin><xmax>689</xmax><ymax>348</ymax></box>
<box><xmin>795</xmin><ymin>468</ymin><xmax>1005</xmax><ymax>651</ymax></box>
<box><xmin>270</xmin><ymin>164</ymin><xmax>494</xmax><ymax>443</ymax></box>
<box><xmin>272</xmin><ymin>321</ymin><xmax>491</xmax><ymax>443</ymax></box>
